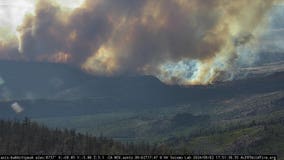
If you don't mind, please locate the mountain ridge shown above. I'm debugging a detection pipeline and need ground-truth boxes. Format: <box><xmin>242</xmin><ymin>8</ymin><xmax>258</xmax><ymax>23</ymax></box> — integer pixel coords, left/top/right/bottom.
<box><xmin>0</xmin><ymin>60</ymin><xmax>283</xmax><ymax>118</ymax></box>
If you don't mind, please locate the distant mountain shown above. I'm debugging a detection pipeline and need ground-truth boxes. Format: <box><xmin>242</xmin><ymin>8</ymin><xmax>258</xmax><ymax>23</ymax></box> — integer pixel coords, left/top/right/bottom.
<box><xmin>0</xmin><ymin>61</ymin><xmax>283</xmax><ymax>156</ymax></box>
<box><xmin>0</xmin><ymin>60</ymin><xmax>283</xmax><ymax>118</ymax></box>
<box><xmin>0</xmin><ymin>60</ymin><xmax>93</xmax><ymax>99</ymax></box>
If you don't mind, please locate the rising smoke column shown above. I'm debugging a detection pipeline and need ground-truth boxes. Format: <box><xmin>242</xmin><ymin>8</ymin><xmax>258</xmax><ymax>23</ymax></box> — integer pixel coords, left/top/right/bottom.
<box><xmin>0</xmin><ymin>0</ymin><xmax>280</xmax><ymax>85</ymax></box>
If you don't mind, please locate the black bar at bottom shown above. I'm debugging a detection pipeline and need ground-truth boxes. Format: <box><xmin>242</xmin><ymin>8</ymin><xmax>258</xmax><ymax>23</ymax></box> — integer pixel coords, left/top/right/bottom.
<box><xmin>0</xmin><ymin>155</ymin><xmax>277</xmax><ymax>160</ymax></box>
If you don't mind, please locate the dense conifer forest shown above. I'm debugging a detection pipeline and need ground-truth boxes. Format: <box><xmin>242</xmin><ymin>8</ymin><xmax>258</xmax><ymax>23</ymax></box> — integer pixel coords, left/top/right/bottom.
<box><xmin>0</xmin><ymin>118</ymin><xmax>172</xmax><ymax>155</ymax></box>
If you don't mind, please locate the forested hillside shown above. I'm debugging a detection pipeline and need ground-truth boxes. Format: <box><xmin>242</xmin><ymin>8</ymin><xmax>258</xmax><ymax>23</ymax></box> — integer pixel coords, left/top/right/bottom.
<box><xmin>0</xmin><ymin>118</ymin><xmax>172</xmax><ymax>155</ymax></box>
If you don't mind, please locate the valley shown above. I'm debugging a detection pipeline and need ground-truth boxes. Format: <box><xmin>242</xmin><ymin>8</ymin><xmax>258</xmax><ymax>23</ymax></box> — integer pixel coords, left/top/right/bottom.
<box><xmin>0</xmin><ymin>60</ymin><xmax>283</xmax><ymax>156</ymax></box>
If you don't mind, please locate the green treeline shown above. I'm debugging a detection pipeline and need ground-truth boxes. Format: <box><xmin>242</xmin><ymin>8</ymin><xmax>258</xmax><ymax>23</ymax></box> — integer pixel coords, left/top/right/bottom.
<box><xmin>1</xmin><ymin>117</ymin><xmax>283</xmax><ymax>155</ymax></box>
<box><xmin>0</xmin><ymin>118</ymin><xmax>172</xmax><ymax>155</ymax></box>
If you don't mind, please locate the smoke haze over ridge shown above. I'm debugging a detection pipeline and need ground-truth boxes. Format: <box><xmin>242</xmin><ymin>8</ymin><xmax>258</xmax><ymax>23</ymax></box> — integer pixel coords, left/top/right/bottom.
<box><xmin>0</xmin><ymin>0</ymin><xmax>283</xmax><ymax>85</ymax></box>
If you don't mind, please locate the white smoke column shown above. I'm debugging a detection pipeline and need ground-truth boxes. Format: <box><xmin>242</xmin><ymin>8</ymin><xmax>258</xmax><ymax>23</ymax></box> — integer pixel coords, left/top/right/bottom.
<box><xmin>11</xmin><ymin>102</ymin><xmax>24</xmax><ymax>113</ymax></box>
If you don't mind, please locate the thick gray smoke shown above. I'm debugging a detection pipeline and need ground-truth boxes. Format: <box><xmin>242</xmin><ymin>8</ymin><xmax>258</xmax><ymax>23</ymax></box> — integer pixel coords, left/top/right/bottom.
<box><xmin>0</xmin><ymin>0</ymin><xmax>281</xmax><ymax>85</ymax></box>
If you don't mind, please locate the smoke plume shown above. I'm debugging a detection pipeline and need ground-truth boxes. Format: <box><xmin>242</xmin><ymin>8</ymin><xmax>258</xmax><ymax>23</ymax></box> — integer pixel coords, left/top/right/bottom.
<box><xmin>0</xmin><ymin>0</ymin><xmax>281</xmax><ymax>85</ymax></box>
